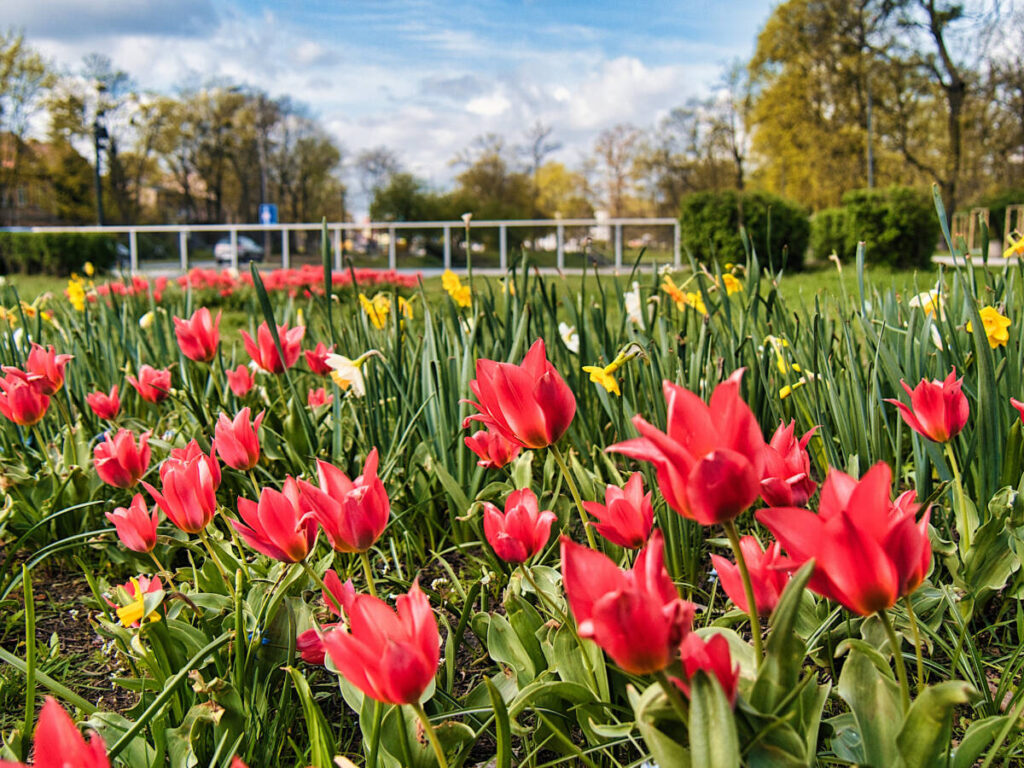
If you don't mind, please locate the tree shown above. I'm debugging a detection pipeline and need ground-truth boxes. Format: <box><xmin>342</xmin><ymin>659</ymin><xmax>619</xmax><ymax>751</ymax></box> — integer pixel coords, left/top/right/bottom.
<box><xmin>592</xmin><ymin>124</ymin><xmax>642</xmax><ymax>216</ymax></box>
<box><xmin>520</xmin><ymin>121</ymin><xmax>561</xmax><ymax>214</ymax></box>
<box><xmin>534</xmin><ymin>162</ymin><xmax>593</xmax><ymax>218</ymax></box>
<box><xmin>452</xmin><ymin>134</ymin><xmax>533</xmax><ymax>219</ymax></box>
<box><xmin>355</xmin><ymin>146</ymin><xmax>402</xmax><ymax>204</ymax></box>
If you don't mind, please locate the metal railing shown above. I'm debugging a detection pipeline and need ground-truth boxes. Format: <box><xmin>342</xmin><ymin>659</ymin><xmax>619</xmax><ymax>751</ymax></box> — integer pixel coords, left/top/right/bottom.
<box><xmin>1</xmin><ymin>217</ymin><xmax>681</xmax><ymax>273</ymax></box>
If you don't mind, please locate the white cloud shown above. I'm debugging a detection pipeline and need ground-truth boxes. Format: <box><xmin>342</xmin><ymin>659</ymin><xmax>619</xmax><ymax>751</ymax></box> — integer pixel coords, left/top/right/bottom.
<box><xmin>466</xmin><ymin>92</ymin><xmax>512</xmax><ymax>117</ymax></box>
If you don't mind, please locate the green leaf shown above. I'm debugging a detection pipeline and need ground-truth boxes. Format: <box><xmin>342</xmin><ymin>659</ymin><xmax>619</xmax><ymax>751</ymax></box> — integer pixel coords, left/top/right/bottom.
<box><xmin>751</xmin><ymin>561</ymin><xmax>814</xmax><ymax>712</ymax></box>
<box><xmin>835</xmin><ymin>642</ymin><xmax>902</xmax><ymax>768</ymax></box>
<box><xmin>630</xmin><ymin>683</ymin><xmax>691</xmax><ymax>768</ymax></box>
<box><xmin>951</xmin><ymin>715</ymin><xmax>1011</xmax><ymax>768</ymax></box>
<box><xmin>285</xmin><ymin>667</ymin><xmax>336</xmax><ymax>768</ymax></box>
<box><xmin>896</xmin><ymin>681</ymin><xmax>977</xmax><ymax>768</ymax></box>
<box><xmin>689</xmin><ymin>672</ymin><xmax>740</xmax><ymax>767</ymax></box>
<box><xmin>485</xmin><ymin>613</ymin><xmax>537</xmax><ymax>687</ymax></box>
<box><xmin>485</xmin><ymin>678</ymin><xmax>512</xmax><ymax>768</ymax></box>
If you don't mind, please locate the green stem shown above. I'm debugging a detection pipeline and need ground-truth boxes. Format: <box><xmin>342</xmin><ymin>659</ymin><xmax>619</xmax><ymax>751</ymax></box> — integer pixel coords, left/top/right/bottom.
<box><xmin>360</xmin><ymin>550</ymin><xmax>379</xmax><ymax>598</ymax></box>
<box><xmin>367</xmin><ymin>699</ymin><xmax>383</xmax><ymax>768</ymax></box>
<box><xmin>723</xmin><ymin>520</ymin><xmax>763</xmax><ymax>668</ymax></box>
<box><xmin>21</xmin><ymin>566</ymin><xmax>36</xmax><ymax>763</ymax></box>
<box><xmin>550</xmin><ymin>443</ymin><xmax>598</xmax><ymax>549</ymax></box>
<box><xmin>944</xmin><ymin>442</ymin><xmax>970</xmax><ymax>552</ymax></box>
<box><xmin>31</xmin><ymin>425</ymin><xmax>57</xmax><ymax>480</ymax></box>
<box><xmin>149</xmin><ymin>551</ymin><xmax>176</xmax><ymax>593</ymax></box>
<box><xmin>247</xmin><ymin>469</ymin><xmax>262</xmax><ymax>499</ymax></box>
<box><xmin>198</xmin><ymin>529</ymin><xmax>235</xmax><ymax>598</ymax></box>
<box><xmin>654</xmin><ymin>670</ymin><xmax>689</xmax><ymax>724</ymax></box>
<box><xmin>880</xmin><ymin>608</ymin><xmax>911</xmax><ymax>714</ymax></box>
<box><xmin>410</xmin><ymin>702</ymin><xmax>449</xmax><ymax>768</ymax></box>
<box><xmin>300</xmin><ymin>559</ymin><xmax>341</xmax><ymax>615</ymax></box>
<box><xmin>904</xmin><ymin>595</ymin><xmax>926</xmax><ymax>695</ymax></box>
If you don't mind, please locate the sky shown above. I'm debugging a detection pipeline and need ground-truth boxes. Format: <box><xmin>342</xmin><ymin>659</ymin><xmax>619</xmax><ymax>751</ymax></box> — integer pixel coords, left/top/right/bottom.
<box><xmin>9</xmin><ymin>0</ymin><xmax>777</xmax><ymax>207</ymax></box>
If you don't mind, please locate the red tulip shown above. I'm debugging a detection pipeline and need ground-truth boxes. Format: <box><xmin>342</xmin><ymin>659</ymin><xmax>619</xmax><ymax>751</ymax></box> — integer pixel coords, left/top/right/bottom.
<box><xmin>126</xmin><ymin>364</ymin><xmax>172</xmax><ymax>404</ymax></box>
<box><xmin>464</xmin><ymin>428</ymin><xmax>521</xmax><ymax>469</ymax></box>
<box><xmin>710</xmin><ymin>536</ymin><xmax>789</xmax><ymax>616</ymax></box>
<box><xmin>607</xmin><ymin>370</ymin><xmax>766</xmax><ymax>526</ymax></box>
<box><xmin>86</xmin><ymin>385</ymin><xmax>121</xmax><ymax>420</ymax></box>
<box><xmin>298</xmin><ymin>449</ymin><xmax>389</xmax><ymax>553</ymax></box>
<box><xmin>757</xmin><ymin>462</ymin><xmax>931</xmax><ymax>616</ymax></box>
<box><xmin>464</xmin><ymin>338</ymin><xmax>576</xmax><ymax>450</ymax></box>
<box><xmin>886</xmin><ymin>370</ymin><xmax>969</xmax><ymax>443</ymax></box>
<box><xmin>0</xmin><ymin>696</ymin><xmax>109</xmax><ymax>768</ymax></box>
<box><xmin>94</xmin><ymin>429</ymin><xmax>151</xmax><ymax>488</ymax></box>
<box><xmin>322</xmin><ymin>580</ymin><xmax>439</xmax><ymax>705</ymax></box>
<box><xmin>482</xmin><ymin>488</ymin><xmax>556</xmax><ymax>563</ymax></box>
<box><xmin>674</xmin><ymin>633</ymin><xmax>740</xmax><ymax>706</ymax></box>
<box><xmin>561</xmin><ymin>530</ymin><xmax>696</xmax><ymax>675</ymax></box>
<box><xmin>173</xmin><ymin>307</ymin><xmax>221</xmax><ymax>363</ymax></box>
<box><xmin>214</xmin><ymin>408</ymin><xmax>264</xmax><ymax>471</ymax></box>
<box><xmin>582</xmin><ymin>473</ymin><xmax>654</xmax><ymax>549</ymax></box>
<box><xmin>0</xmin><ymin>371</ymin><xmax>50</xmax><ymax>426</ymax></box>
<box><xmin>3</xmin><ymin>343</ymin><xmax>74</xmax><ymax>395</ymax></box>
<box><xmin>226</xmin><ymin>364</ymin><xmax>254</xmax><ymax>396</ymax></box>
<box><xmin>106</xmin><ymin>494</ymin><xmax>159</xmax><ymax>553</ymax></box>
<box><xmin>304</xmin><ymin>342</ymin><xmax>334</xmax><ymax>375</ymax></box>
<box><xmin>760</xmin><ymin>421</ymin><xmax>819</xmax><ymax>507</ymax></box>
<box><xmin>234</xmin><ymin>477</ymin><xmax>317</xmax><ymax>562</ymax></box>
<box><xmin>240</xmin><ymin>322</ymin><xmax>305</xmax><ymax>374</ymax></box>
<box><xmin>296</xmin><ymin>570</ymin><xmax>353</xmax><ymax>665</ymax></box>
<box><xmin>307</xmin><ymin>387</ymin><xmax>333</xmax><ymax>407</ymax></box>
<box><xmin>143</xmin><ymin>442</ymin><xmax>219</xmax><ymax>534</ymax></box>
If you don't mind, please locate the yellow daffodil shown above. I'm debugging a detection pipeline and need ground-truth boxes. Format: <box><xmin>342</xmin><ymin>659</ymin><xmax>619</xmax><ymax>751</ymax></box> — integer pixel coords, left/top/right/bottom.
<box><xmin>0</xmin><ymin>307</ymin><xmax>16</xmax><ymax>327</ymax></box>
<box><xmin>115</xmin><ymin>579</ymin><xmax>161</xmax><ymax>628</ymax></box>
<box><xmin>441</xmin><ymin>270</ymin><xmax>460</xmax><ymax>293</ymax></box>
<box><xmin>441</xmin><ymin>270</ymin><xmax>472</xmax><ymax>308</ymax></box>
<box><xmin>327</xmin><ymin>354</ymin><xmax>366</xmax><ymax>397</ymax></box>
<box><xmin>84</xmin><ymin>261</ymin><xmax>95</xmax><ymax>277</ymax></box>
<box><xmin>559</xmin><ymin>322</ymin><xmax>580</xmax><ymax>354</ymax></box>
<box><xmin>909</xmin><ymin>289</ymin><xmax>944</xmax><ymax>319</ymax></box>
<box><xmin>582</xmin><ymin>364</ymin><xmax>621</xmax><ymax>396</ymax></box>
<box><xmin>398</xmin><ymin>295</ymin><xmax>415</xmax><ymax>319</ymax></box>
<box><xmin>661</xmin><ymin>274</ymin><xmax>688</xmax><ymax>311</ymax></box>
<box><xmin>296</xmin><ymin>308</ymin><xmax>305</xmax><ymax>327</ymax></box>
<box><xmin>66</xmin><ymin>277</ymin><xmax>87</xmax><ymax>312</ymax></box>
<box><xmin>684</xmin><ymin>291</ymin><xmax>707</xmax><ymax>316</ymax></box>
<box><xmin>1003</xmin><ymin>231</ymin><xmax>1024</xmax><ymax>260</ymax></box>
<box><xmin>967</xmin><ymin>306</ymin><xmax>1011</xmax><ymax>349</ymax></box>
<box><xmin>359</xmin><ymin>293</ymin><xmax>391</xmax><ymax>329</ymax></box>
<box><xmin>779</xmin><ymin>377</ymin><xmax>807</xmax><ymax>400</ymax></box>
<box><xmin>722</xmin><ymin>274</ymin><xmax>743</xmax><ymax>295</ymax></box>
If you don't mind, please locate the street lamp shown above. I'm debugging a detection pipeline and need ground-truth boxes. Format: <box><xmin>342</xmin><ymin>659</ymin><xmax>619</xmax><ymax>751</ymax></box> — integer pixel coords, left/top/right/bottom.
<box><xmin>93</xmin><ymin>113</ymin><xmax>108</xmax><ymax>226</ymax></box>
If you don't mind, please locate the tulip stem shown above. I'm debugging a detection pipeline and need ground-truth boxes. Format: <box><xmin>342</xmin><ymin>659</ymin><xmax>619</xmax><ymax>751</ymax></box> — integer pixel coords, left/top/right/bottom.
<box><xmin>904</xmin><ymin>595</ymin><xmax>926</xmax><ymax>694</ymax></box>
<box><xmin>367</xmin><ymin>699</ymin><xmax>383</xmax><ymax>768</ymax></box>
<box><xmin>360</xmin><ymin>550</ymin><xmax>379</xmax><ymax>598</ymax></box>
<box><xmin>248</xmin><ymin>469</ymin><xmax>262</xmax><ymax>499</ymax></box>
<box><xmin>550</xmin><ymin>444</ymin><xmax>598</xmax><ymax>549</ymax></box>
<box><xmin>31</xmin><ymin>425</ymin><xmax>58</xmax><ymax>480</ymax></box>
<box><xmin>880</xmin><ymin>608</ymin><xmax>911</xmax><ymax>713</ymax></box>
<box><xmin>410</xmin><ymin>702</ymin><xmax>449</xmax><ymax>768</ymax></box>
<box><xmin>300</xmin><ymin>559</ymin><xmax>341</xmax><ymax>615</ymax></box>
<box><xmin>198</xmin><ymin>529</ymin><xmax>235</xmax><ymax>599</ymax></box>
<box><xmin>943</xmin><ymin>443</ymin><xmax>970</xmax><ymax>552</ymax></box>
<box><xmin>149</xmin><ymin>551</ymin><xmax>175</xmax><ymax>593</ymax></box>
<box><xmin>654</xmin><ymin>670</ymin><xmax>689</xmax><ymax>724</ymax></box>
<box><xmin>723</xmin><ymin>520</ymin><xmax>763</xmax><ymax>668</ymax></box>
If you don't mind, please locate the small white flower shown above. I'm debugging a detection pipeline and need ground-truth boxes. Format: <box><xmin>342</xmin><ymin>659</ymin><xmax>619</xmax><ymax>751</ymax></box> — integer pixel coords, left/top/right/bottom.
<box><xmin>139</xmin><ymin>311</ymin><xmax>156</xmax><ymax>330</ymax></box>
<box><xmin>558</xmin><ymin>322</ymin><xmax>580</xmax><ymax>354</ymax></box>
<box><xmin>325</xmin><ymin>353</ymin><xmax>366</xmax><ymax>398</ymax></box>
<box><xmin>461</xmin><ymin>212</ymin><xmax>473</xmax><ymax>226</ymax></box>
<box><xmin>624</xmin><ymin>281</ymin><xmax>644</xmax><ymax>327</ymax></box>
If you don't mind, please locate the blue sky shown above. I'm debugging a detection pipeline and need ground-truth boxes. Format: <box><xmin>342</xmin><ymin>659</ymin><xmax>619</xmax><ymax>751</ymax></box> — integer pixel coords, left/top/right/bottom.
<box><xmin>12</xmin><ymin>0</ymin><xmax>776</xmax><ymax>203</ymax></box>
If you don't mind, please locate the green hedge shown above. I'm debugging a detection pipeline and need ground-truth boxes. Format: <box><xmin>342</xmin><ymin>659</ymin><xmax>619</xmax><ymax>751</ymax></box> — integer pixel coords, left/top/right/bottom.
<box><xmin>840</xmin><ymin>186</ymin><xmax>938</xmax><ymax>268</ymax></box>
<box><xmin>0</xmin><ymin>232</ymin><xmax>118</xmax><ymax>276</ymax></box>
<box><xmin>809</xmin><ymin>207</ymin><xmax>849</xmax><ymax>262</ymax></box>
<box><xmin>679</xmin><ymin>189</ymin><xmax>810</xmax><ymax>270</ymax></box>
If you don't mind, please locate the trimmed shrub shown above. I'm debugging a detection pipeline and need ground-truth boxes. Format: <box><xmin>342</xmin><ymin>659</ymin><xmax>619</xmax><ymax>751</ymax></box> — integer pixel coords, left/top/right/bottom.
<box><xmin>840</xmin><ymin>186</ymin><xmax>939</xmax><ymax>268</ymax></box>
<box><xmin>810</xmin><ymin>207</ymin><xmax>849</xmax><ymax>262</ymax></box>
<box><xmin>679</xmin><ymin>189</ymin><xmax>810</xmax><ymax>270</ymax></box>
<box><xmin>0</xmin><ymin>232</ymin><xmax>118</xmax><ymax>276</ymax></box>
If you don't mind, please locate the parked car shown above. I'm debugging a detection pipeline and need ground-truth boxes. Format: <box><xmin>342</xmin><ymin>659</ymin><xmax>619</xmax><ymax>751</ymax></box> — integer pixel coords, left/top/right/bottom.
<box><xmin>214</xmin><ymin>236</ymin><xmax>264</xmax><ymax>265</ymax></box>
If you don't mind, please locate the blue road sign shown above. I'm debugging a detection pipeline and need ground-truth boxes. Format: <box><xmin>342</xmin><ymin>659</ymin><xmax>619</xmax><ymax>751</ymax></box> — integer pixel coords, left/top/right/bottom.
<box><xmin>258</xmin><ymin>203</ymin><xmax>278</xmax><ymax>225</ymax></box>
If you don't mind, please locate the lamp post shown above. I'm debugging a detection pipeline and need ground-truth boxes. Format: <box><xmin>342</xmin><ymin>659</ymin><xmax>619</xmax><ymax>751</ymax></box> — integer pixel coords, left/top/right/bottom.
<box><xmin>92</xmin><ymin>114</ymin><xmax>108</xmax><ymax>226</ymax></box>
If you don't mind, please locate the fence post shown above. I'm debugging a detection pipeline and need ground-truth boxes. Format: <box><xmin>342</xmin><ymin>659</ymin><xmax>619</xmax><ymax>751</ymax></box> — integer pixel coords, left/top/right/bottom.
<box><xmin>333</xmin><ymin>228</ymin><xmax>342</xmax><ymax>271</ymax></box>
<box><xmin>673</xmin><ymin>221</ymin><xmax>681</xmax><ymax>267</ymax></box>
<box><xmin>443</xmin><ymin>226</ymin><xmax>451</xmax><ymax>269</ymax></box>
<box><xmin>230</xmin><ymin>229</ymin><xmax>238</xmax><ymax>271</ymax></box>
<box><xmin>556</xmin><ymin>223</ymin><xmax>565</xmax><ymax>269</ymax></box>
<box><xmin>499</xmin><ymin>224</ymin><xmax>507</xmax><ymax>270</ymax></box>
<box><xmin>282</xmin><ymin>228</ymin><xmax>290</xmax><ymax>269</ymax></box>
<box><xmin>129</xmin><ymin>230</ymin><xmax>139</xmax><ymax>272</ymax></box>
<box><xmin>614</xmin><ymin>223</ymin><xmax>622</xmax><ymax>269</ymax></box>
<box><xmin>388</xmin><ymin>226</ymin><xmax>397</xmax><ymax>270</ymax></box>
<box><xmin>178</xmin><ymin>230</ymin><xmax>188</xmax><ymax>271</ymax></box>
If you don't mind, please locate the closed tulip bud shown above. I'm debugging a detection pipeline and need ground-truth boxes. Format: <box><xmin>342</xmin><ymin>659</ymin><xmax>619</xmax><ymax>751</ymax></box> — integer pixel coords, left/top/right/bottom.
<box><xmin>0</xmin><ymin>371</ymin><xmax>50</xmax><ymax>426</ymax></box>
<box><xmin>307</xmin><ymin>387</ymin><xmax>333</xmax><ymax>408</ymax></box>
<box><xmin>464</xmin><ymin>428</ymin><xmax>521</xmax><ymax>469</ymax></box>
<box><xmin>173</xmin><ymin>307</ymin><xmax>221</xmax><ymax>363</ymax></box>
<box><xmin>464</xmin><ymin>338</ymin><xmax>576</xmax><ymax>450</ymax></box>
<box><xmin>143</xmin><ymin>442</ymin><xmax>219</xmax><ymax>534</ymax></box>
<box><xmin>240</xmin><ymin>322</ymin><xmax>305</xmax><ymax>374</ymax></box>
<box><xmin>106</xmin><ymin>494</ymin><xmax>159</xmax><ymax>553</ymax></box>
<box><xmin>226</xmin><ymin>364</ymin><xmax>254</xmax><ymax>396</ymax></box>
<box><xmin>1</xmin><ymin>697</ymin><xmax>110</xmax><ymax>768</ymax></box>
<box><xmin>298</xmin><ymin>448</ymin><xmax>390</xmax><ymax>553</ymax></box>
<box><xmin>86</xmin><ymin>385</ymin><xmax>121</xmax><ymax>420</ymax></box>
<box><xmin>886</xmin><ymin>369</ymin><xmax>969</xmax><ymax>443</ymax></box>
<box><xmin>126</xmin><ymin>364</ymin><xmax>172</xmax><ymax>404</ymax></box>
<box><xmin>608</xmin><ymin>370</ymin><xmax>766</xmax><ymax>526</ymax></box>
<box><xmin>322</xmin><ymin>580</ymin><xmax>439</xmax><ymax>705</ymax></box>
<box><xmin>758</xmin><ymin>462</ymin><xmax>932</xmax><ymax>616</ymax></box>
<box><xmin>562</xmin><ymin>530</ymin><xmax>696</xmax><ymax>675</ymax></box>
<box><xmin>674</xmin><ymin>633</ymin><xmax>740</xmax><ymax>706</ymax></box>
<box><xmin>304</xmin><ymin>342</ymin><xmax>334</xmax><ymax>375</ymax></box>
<box><xmin>582</xmin><ymin>473</ymin><xmax>654</xmax><ymax>549</ymax></box>
<box><xmin>214</xmin><ymin>408</ymin><xmax>264</xmax><ymax>471</ymax></box>
<box><xmin>234</xmin><ymin>477</ymin><xmax>318</xmax><ymax>562</ymax></box>
<box><xmin>482</xmin><ymin>488</ymin><xmax>556</xmax><ymax>563</ymax></box>
<box><xmin>710</xmin><ymin>536</ymin><xmax>789</xmax><ymax>616</ymax></box>
<box><xmin>94</xmin><ymin>429</ymin><xmax>151</xmax><ymax>488</ymax></box>
<box><xmin>760</xmin><ymin>421</ymin><xmax>819</xmax><ymax>508</ymax></box>
<box><xmin>8</xmin><ymin>342</ymin><xmax>74</xmax><ymax>395</ymax></box>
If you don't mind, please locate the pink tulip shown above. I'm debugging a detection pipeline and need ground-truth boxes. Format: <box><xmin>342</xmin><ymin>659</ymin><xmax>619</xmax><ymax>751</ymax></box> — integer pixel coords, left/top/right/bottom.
<box><xmin>126</xmin><ymin>364</ymin><xmax>172</xmax><ymax>404</ymax></box>
<box><xmin>173</xmin><ymin>307</ymin><xmax>221</xmax><ymax>363</ymax></box>
<box><xmin>582</xmin><ymin>473</ymin><xmax>654</xmax><ymax>549</ymax></box>
<box><xmin>298</xmin><ymin>449</ymin><xmax>390</xmax><ymax>553</ymax></box>
<box><xmin>94</xmin><ymin>429</ymin><xmax>151</xmax><ymax>488</ymax></box>
<box><xmin>106</xmin><ymin>494</ymin><xmax>159</xmax><ymax>553</ymax></box>
<box><xmin>482</xmin><ymin>488</ymin><xmax>556</xmax><ymax>563</ymax></box>
<box><xmin>234</xmin><ymin>477</ymin><xmax>318</xmax><ymax>562</ymax></box>
<box><xmin>214</xmin><ymin>408</ymin><xmax>264</xmax><ymax>471</ymax></box>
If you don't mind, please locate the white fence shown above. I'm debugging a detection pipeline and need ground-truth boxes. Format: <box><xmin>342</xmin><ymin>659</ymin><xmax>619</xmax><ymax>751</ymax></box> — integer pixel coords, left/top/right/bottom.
<box><xmin>0</xmin><ymin>217</ymin><xmax>681</xmax><ymax>273</ymax></box>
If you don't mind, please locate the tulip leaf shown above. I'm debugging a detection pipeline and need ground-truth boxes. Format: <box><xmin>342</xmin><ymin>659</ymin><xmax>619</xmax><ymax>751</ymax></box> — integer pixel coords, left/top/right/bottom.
<box><xmin>689</xmin><ymin>671</ymin><xmax>740</xmax><ymax>768</ymax></box>
<box><xmin>486</xmin><ymin>612</ymin><xmax>537</xmax><ymax>687</ymax></box>
<box><xmin>835</xmin><ymin>642</ymin><xmax>902</xmax><ymax>768</ymax></box>
<box><xmin>950</xmin><ymin>715</ymin><xmax>1012</xmax><ymax>768</ymax></box>
<box><xmin>285</xmin><ymin>666</ymin><xmax>336</xmax><ymax>768</ymax></box>
<box><xmin>485</xmin><ymin>677</ymin><xmax>512</xmax><ymax>768</ymax></box>
<box><xmin>963</xmin><ymin>516</ymin><xmax>1019</xmax><ymax>597</ymax></box>
<box><xmin>896</xmin><ymin>681</ymin><xmax>977</xmax><ymax>768</ymax></box>
<box><xmin>751</xmin><ymin>560</ymin><xmax>814</xmax><ymax>713</ymax></box>
<box><xmin>378</xmin><ymin>706</ymin><xmax>475</xmax><ymax>768</ymax></box>
<box><xmin>630</xmin><ymin>683</ymin><xmax>691</xmax><ymax>768</ymax></box>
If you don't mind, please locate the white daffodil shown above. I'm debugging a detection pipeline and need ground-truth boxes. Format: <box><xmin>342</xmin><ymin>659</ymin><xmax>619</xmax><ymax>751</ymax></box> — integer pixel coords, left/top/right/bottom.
<box><xmin>908</xmin><ymin>288</ymin><xmax>945</xmax><ymax>320</ymax></box>
<box><xmin>624</xmin><ymin>281</ymin><xmax>644</xmax><ymax>327</ymax></box>
<box><xmin>559</xmin><ymin>322</ymin><xmax>580</xmax><ymax>354</ymax></box>
<box><xmin>326</xmin><ymin>353</ymin><xmax>366</xmax><ymax>397</ymax></box>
